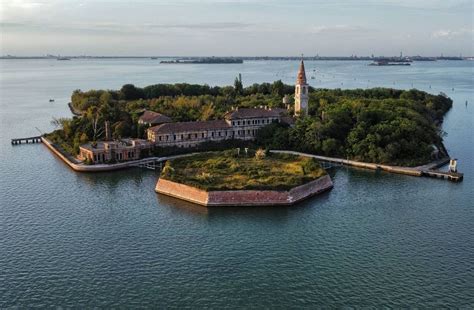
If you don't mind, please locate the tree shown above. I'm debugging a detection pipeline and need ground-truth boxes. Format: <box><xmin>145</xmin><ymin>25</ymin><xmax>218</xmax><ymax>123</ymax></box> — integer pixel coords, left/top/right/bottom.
<box><xmin>234</xmin><ymin>75</ymin><xmax>243</xmax><ymax>95</ymax></box>
<box><xmin>120</xmin><ymin>84</ymin><xmax>144</xmax><ymax>100</ymax></box>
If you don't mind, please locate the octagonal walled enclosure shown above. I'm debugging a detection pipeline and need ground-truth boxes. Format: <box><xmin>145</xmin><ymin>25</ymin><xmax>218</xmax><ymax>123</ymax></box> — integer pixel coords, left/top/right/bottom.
<box><xmin>155</xmin><ymin>174</ymin><xmax>333</xmax><ymax>207</ymax></box>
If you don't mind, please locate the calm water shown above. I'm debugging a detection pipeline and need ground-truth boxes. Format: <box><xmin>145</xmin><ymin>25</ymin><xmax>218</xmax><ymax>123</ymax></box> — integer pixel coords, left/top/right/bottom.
<box><xmin>1</xmin><ymin>59</ymin><xmax>473</xmax><ymax>308</ymax></box>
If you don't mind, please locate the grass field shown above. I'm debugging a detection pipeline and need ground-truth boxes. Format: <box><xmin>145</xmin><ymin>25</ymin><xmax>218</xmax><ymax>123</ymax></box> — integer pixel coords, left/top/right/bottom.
<box><xmin>160</xmin><ymin>150</ymin><xmax>326</xmax><ymax>191</ymax></box>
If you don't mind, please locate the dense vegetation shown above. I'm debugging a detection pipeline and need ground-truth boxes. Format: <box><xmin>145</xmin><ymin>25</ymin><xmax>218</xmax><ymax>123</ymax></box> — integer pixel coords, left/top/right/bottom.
<box><xmin>46</xmin><ymin>79</ymin><xmax>452</xmax><ymax>166</ymax></box>
<box><xmin>160</xmin><ymin>150</ymin><xmax>326</xmax><ymax>191</ymax></box>
<box><xmin>256</xmin><ymin>88</ymin><xmax>452</xmax><ymax>166</ymax></box>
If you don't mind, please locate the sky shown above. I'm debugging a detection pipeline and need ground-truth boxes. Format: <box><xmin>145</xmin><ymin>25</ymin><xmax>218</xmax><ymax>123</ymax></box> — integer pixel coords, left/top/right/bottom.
<box><xmin>0</xmin><ymin>0</ymin><xmax>473</xmax><ymax>56</ymax></box>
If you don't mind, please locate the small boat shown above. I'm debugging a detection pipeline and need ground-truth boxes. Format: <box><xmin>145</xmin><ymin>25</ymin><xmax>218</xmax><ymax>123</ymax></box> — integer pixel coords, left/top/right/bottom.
<box><xmin>311</xmin><ymin>76</ymin><xmax>315</xmax><ymax>79</ymax></box>
<box><xmin>49</xmin><ymin>99</ymin><xmax>55</xmax><ymax>102</ymax></box>
<box><xmin>57</xmin><ymin>57</ymin><xmax>71</xmax><ymax>61</ymax></box>
<box><xmin>151</xmin><ymin>57</ymin><xmax>158</xmax><ymax>60</ymax></box>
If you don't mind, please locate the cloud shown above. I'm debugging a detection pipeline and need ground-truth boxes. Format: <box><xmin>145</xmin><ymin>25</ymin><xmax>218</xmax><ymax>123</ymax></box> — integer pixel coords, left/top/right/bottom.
<box><xmin>146</xmin><ymin>22</ymin><xmax>252</xmax><ymax>30</ymax></box>
<box><xmin>431</xmin><ymin>28</ymin><xmax>474</xmax><ymax>39</ymax></box>
<box><xmin>311</xmin><ymin>24</ymin><xmax>363</xmax><ymax>34</ymax></box>
<box><xmin>0</xmin><ymin>20</ymin><xmax>253</xmax><ymax>36</ymax></box>
<box><xmin>4</xmin><ymin>0</ymin><xmax>46</xmax><ymax>10</ymax></box>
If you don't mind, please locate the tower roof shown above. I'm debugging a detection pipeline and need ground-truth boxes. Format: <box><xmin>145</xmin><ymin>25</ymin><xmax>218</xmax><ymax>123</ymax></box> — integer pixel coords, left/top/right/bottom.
<box><xmin>296</xmin><ymin>59</ymin><xmax>307</xmax><ymax>85</ymax></box>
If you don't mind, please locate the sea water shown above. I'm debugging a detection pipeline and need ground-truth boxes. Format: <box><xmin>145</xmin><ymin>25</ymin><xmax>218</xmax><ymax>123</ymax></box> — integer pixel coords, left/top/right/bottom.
<box><xmin>0</xmin><ymin>59</ymin><xmax>473</xmax><ymax>307</ymax></box>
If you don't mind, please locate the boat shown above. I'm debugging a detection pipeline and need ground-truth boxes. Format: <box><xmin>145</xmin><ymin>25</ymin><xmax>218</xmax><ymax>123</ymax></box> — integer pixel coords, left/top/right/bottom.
<box><xmin>49</xmin><ymin>99</ymin><xmax>55</xmax><ymax>102</ymax></box>
<box><xmin>369</xmin><ymin>60</ymin><xmax>410</xmax><ymax>66</ymax></box>
<box><xmin>57</xmin><ymin>57</ymin><xmax>71</xmax><ymax>61</ymax></box>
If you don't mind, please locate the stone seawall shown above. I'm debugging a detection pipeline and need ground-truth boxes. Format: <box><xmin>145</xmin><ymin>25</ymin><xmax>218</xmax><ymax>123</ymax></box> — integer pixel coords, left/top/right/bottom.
<box><xmin>42</xmin><ymin>137</ymin><xmax>197</xmax><ymax>172</ymax></box>
<box><xmin>155</xmin><ymin>175</ymin><xmax>333</xmax><ymax>207</ymax></box>
<box><xmin>271</xmin><ymin>150</ymin><xmax>423</xmax><ymax>177</ymax></box>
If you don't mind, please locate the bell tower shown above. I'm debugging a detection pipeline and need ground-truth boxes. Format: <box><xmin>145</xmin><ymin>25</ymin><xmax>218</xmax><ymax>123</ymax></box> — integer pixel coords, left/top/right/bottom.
<box><xmin>294</xmin><ymin>58</ymin><xmax>309</xmax><ymax>116</ymax></box>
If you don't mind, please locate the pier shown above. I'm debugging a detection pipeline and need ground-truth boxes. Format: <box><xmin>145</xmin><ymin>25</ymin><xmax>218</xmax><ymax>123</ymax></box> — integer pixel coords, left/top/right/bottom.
<box><xmin>129</xmin><ymin>158</ymin><xmax>164</xmax><ymax>170</ymax></box>
<box><xmin>11</xmin><ymin>136</ymin><xmax>42</xmax><ymax>145</ymax></box>
<box><xmin>421</xmin><ymin>170</ymin><xmax>463</xmax><ymax>182</ymax></box>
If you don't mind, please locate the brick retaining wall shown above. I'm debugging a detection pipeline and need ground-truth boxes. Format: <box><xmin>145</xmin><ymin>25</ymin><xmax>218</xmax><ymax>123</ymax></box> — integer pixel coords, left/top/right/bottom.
<box><xmin>155</xmin><ymin>175</ymin><xmax>333</xmax><ymax>207</ymax></box>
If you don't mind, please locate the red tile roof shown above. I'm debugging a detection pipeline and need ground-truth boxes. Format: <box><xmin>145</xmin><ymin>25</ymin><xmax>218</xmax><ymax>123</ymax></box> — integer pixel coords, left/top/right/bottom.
<box><xmin>149</xmin><ymin>120</ymin><xmax>231</xmax><ymax>134</ymax></box>
<box><xmin>139</xmin><ymin>111</ymin><xmax>172</xmax><ymax>125</ymax></box>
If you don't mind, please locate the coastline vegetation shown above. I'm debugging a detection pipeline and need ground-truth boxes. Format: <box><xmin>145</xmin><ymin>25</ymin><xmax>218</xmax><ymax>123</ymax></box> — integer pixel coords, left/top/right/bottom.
<box><xmin>46</xmin><ymin>80</ymin><xmax>452</xmax><ymax>166</ymax></box>
<box><xmin>160</xmin><ymin>150</ymin><xmax>326</xmax><ymax>191</ymax></box>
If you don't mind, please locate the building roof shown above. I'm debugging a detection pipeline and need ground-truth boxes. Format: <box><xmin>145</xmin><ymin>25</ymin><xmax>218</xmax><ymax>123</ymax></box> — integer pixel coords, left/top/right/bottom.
<box><xmin>80</xmin><ymin>139</ymin><xmax>151</xmax><ymax>151</ymax></box>
<box><xmin>270</xmin><ymin>107</ymin><xmax>289</xmax><ymax>116</ymax></box>
<box><xmin>296</xmin><ymin>59</ymin><xmax>307</xmax><ymax>85</ymax></box>
<box><xmin>139</xmin><ymin>111</ymin><xmax>172</xmax><ymax>125</ymax></box>
<box><xmin>224</xmin><ymin>108</ymin><xmax>280</xmax><ymax>120</ymax></box>
<box><xmin>149</xmin><ymin>120</ymin><xmax>231</xmax><ymax>135</ymax></box>
<box><xmin>280</xmin><ymin>116</ymin><xmax>296</xmax><ymax>126</ymax></box>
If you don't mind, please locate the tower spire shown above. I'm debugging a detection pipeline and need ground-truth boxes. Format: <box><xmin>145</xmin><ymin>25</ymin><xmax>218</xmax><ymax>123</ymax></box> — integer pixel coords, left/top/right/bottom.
<box><xmin>296</xmin><ymin>57</ymin><xmax>307</xmax><ymax>85</ymax></box>
<box><xmin>294</xmin><ymin>55</ymin><xmax>309</xmax><ymax>116</ymax></box>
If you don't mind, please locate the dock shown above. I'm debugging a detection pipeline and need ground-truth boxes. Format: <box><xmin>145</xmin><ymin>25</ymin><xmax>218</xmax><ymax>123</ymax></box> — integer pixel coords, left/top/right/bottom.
<box><xmin>421</xmin><ymin>170</ymin><xmax>463</xmax><ymax>182</ymax></box>
<box><xmin>11</xmin><ymin>136</ymin><xmax>42</xmax><ymax>145</ymax></box>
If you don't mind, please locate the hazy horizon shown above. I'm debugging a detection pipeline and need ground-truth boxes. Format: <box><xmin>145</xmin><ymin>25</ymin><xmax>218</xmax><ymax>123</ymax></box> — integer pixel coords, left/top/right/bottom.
<box><xmin>1</xmin><ymin>0</ymin><xmax>473</xmax><ymax>57</ymax></box>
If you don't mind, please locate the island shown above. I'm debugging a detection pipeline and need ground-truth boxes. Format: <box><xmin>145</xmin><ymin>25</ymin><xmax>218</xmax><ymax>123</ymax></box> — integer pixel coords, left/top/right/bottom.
<box><xmin>160</xmin><ymin>57</ymin><xmax>243</xmax><ymax>64</ymax></box>
<box><xmin>36</xmin><ymin>59</ymin><xmax>462</xmax><ymax>206</ymax></box>
<box><xmin>156</xmin><ymin>150</ymin><xmax>333</xmax><ymax>206</ymax></box>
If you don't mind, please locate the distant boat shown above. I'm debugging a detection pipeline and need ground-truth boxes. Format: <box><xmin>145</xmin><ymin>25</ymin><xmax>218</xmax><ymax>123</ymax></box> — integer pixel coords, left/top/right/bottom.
<box><xmin>49</xmin><ymin>99</ymin><xmax>55</xmax><ymax>102</ymax></box>
<box><xmin>369</xmin><ymin>60</ymin><xmax>410</xmax><ymax>66</ymax></box>
<box><xmin>57</xmin><ymin>57</ymin><xmax>71</xmax><ymax>61</ymax></box>
<box><xmin>151</xmin><ymin>57</ymin><xmax>158</xmax><ymax>60</ymax></box>
<box><xmin>311</xmin><ymin>76</ymin><xmax>316</xmax><ymax>79</ymax></box>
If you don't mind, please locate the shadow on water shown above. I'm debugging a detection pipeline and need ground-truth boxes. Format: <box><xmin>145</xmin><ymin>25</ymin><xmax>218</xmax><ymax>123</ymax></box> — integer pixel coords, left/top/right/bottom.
<box><xmin>75</xmin><ymin>168</ymin><xmax>158</xmax><ymax>189</ymax></box>
<box><xmin>153</xmin><ymin>184</ymin><xmax>334</xmax><ymax>222</ymax></box>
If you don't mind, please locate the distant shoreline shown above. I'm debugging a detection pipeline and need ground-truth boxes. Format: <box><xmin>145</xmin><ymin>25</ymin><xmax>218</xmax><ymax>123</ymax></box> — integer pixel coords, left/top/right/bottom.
<box><xmin>1</xmin><ymin>56</ymin><xmax>470</xmax><ymax>61</ymax></box>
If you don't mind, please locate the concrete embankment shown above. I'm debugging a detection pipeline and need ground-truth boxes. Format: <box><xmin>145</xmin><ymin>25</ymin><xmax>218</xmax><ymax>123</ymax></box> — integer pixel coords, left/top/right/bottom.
<box><xmin>271</xmin><ymin>150</ymin><xmax>423</xmax><ymax>176</ymax></box>
<box><xmin>155</xmin><ymin>175</ymin><xmax>334</xmax><ymax>207</ymax></box>
<box><xmin>41</xmin><ymin>137</ymin><xmax>195</xmax><ymax>172</ymax></box>
<box><xmin>271</xmin><ymin>150</ymin><xmax>463</xmax><ymax>182</ymax></box>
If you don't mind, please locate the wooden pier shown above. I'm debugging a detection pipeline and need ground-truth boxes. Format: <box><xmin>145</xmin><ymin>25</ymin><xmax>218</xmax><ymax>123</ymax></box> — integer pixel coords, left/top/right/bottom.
<box><xmin>11</xmin><ymin>136</ymin><xmax>42</xmax><ymax>145</ymax></box>
<box><xmin>421</xmin><ymin>170</ymin><xmax>463</xmax><ymax>182</ymax></box>
<box><xmin>129</xmin><ymin>158</ymin><xmax>163</xmax><ymax>170</ymax></box>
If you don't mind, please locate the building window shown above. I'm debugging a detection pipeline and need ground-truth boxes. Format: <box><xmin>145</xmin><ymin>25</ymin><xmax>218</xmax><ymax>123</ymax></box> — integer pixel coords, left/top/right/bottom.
<box><xmin>173</xmin><ymin>135</ymin><xmax>176</xmax><ymax>141</ymax></box>
<box><xmin>202</xmin><ymin>133</ymin><xmax>205</xmax><ymax>138</ymax></box>
<box><xmin>219</xmin><ymin>132</ymin><xmax>221</xmax><ymax>137</ymax></box>
<box><xmin>194</xmin><ymin>134</ymin><xmax>197</xmax><ymax>139</ymax></box>
<box><xmin>181</xmin><ymin>134</ymin><xmax>184</xmax><ymax>140</ymax></box>
<box><xmin>159</xmin><ymin>136</ymin><xmax>162</xmax><ymax>141</ymax></box>
<box><xmin>212</xmin><ymin>132</ymin><xmax>214</xmax><ymax>137</ymax></box>
<box><xmin>238</xmin><ymin>121</ymin><xmax>240</xmax><ymax>125</ymax></box>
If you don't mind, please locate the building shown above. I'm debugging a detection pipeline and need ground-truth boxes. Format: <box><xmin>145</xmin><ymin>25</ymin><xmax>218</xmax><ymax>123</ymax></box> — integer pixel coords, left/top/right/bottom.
<box><xmin>146</xmin><ymin>61</ymin><xmax>309</xmax><ymax>149</ymax></box>
<box><xmin>138</xmin><ymin>110</ymin><xmax>172</xmax><ymax>126</ymax></box>
<box><xmin>294</xmin><ymin>59</ymin><xmax>309</xmax><ymax>116</ymax></box>
<box><xmin>79</xmin><ymin>61</ymin><xmax>306</xmax><ymax>160</ymax></box>
<box><xmin>79</xmin><ymin>139</ymin><xmax>152</xmax><ymax>164</ymax></box>
<box><xmin>147</xmin><ymin>107</ymin><xmax>282</xmax><ymax>148</ymax></box>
